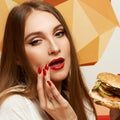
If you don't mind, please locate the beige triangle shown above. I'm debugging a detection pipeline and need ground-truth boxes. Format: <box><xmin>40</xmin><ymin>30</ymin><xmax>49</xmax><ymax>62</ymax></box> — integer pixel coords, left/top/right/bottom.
<box><xmin>72</xmin><ymin>0</ymin><xmax>98</xmax><ymax>51</ymax></box>
<box><xmin>5</xmin><ymin>0</ymin><xmax>18</xmax><ymax>10</ymax></box>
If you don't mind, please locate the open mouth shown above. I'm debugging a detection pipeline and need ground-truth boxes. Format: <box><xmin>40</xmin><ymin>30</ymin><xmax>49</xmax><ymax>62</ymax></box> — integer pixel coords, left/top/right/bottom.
<box><xmin>49</xmin><ymin>57</ymin><xmax>64</xmax><ymax>66</ymax></box>
<box><xmin>49</xmin><ymin>57</ymin><xmax>65</xmax><ymax>70</ymax></box>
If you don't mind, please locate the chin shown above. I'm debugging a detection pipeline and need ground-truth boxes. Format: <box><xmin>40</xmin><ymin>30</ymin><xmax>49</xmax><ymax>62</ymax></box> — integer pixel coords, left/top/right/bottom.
<box><xmin>50</xmin><ymin>71</ymin><xmax>69</xmax><ymax>82</ymax></box>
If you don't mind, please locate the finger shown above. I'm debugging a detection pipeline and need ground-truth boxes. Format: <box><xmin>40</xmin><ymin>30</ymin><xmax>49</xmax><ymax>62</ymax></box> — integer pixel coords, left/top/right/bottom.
<box><xmin>43</xmin><ymin>64</ymin><xmax>51</xmax><ymax>98</ymax></box>
<box><xmin>43</xmin><ymin>65</ymin><xmax>54</xmax><ymax>104</ymax></box>
<box><xmin>46</xmin><ymin>80</ymin><xmax>67</xmax><ymax>105</ymax></box>
<box><xmin>43</xmin><ymin>65</ymin><xmax>65</xmax><ymax>105</ymax></box>
<box><xmin>37</xmin><ymin>67</ymin><xmax>46</xmax><ymax>107</ymax></box>
<box><xmin>43</xmin><ymin>64</ymin><xmax>50</xmax><ymax>82</ymax></box>
<box><xmin>46</xmin><ymin>82</ymin><xmax>57</xmax><ymax>105</ymax></box>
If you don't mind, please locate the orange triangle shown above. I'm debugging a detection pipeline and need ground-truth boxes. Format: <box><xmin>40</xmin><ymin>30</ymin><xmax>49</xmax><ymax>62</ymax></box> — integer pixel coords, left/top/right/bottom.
<box><xmin>44</xmin><ymin>0</ymin><xmax>67</xmax><ymax>6</ymax></box>
<box><xmin>78</xmin><ymin>1</ymin><xmax>117</xmax><ymax>34</ymax></box>
<box><xmin>78</xmin><ymin>0</ymin><xmax>118</xmax><ymax>24</ymax></box>
<box><xmin>56</xmin><ymin>0</ymin><xmax>74</xmax><ymax>30</ymax></box>
<box><xmin>77</xmin><ymin>37</ymin><xmax>99</xmax><ymax>65</ymax></box>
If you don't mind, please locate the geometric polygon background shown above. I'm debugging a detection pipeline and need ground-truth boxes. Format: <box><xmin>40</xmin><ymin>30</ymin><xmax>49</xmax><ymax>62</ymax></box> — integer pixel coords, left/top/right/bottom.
<box><xmin>56</xmin><ymin>0</ymin><xmax>119</xmax><ymax>65</ymax></box>
<box><xmin>0</xmin><ymin>0</ymin><xmax>118</xmax><ymax>66</ymax></box>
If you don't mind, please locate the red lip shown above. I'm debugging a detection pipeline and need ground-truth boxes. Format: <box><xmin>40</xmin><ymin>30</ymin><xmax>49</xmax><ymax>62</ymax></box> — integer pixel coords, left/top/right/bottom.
<box><xmin>49</xmin><ymin>57</ymin><xmax>65</xmax><ymax>70</ymax></box>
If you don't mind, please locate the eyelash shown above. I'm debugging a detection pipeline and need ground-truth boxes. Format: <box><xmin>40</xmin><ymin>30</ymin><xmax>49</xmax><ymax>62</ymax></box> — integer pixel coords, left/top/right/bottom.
<box><xmin>28</xmin><ymin>38</ymin><xmax>41</xmax><ymax>46</ymax></box>
<box><xmin>55</xmin><ymin>29</ymin><xmax>65</xmax><ymax>37</ymax></box>
<box><xmin>28</xmin><ymin>29</ymin><xmax>65</xmax><ymax>46</ymax></box>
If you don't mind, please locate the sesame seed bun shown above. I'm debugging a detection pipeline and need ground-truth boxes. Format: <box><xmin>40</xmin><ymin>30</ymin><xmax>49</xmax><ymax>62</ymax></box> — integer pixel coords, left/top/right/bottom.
<box><xmin>97</xmin><ymin>72</ymin><xmax>120</xmax><ymax>88</ymax></box>
<box><xmin>90</xmin><ymin>72</ymin><xmax>120</xmax><ymax>109</ymax></box>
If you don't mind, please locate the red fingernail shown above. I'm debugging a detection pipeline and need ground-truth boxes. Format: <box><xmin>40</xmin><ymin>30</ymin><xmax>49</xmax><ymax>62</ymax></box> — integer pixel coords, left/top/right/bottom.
<box><xmin>45</xmin><ymin>64</ymin><xmax>49</xmax><ymax>70</ymax></box>
<box><xmin>38</xmin><ymin>67</ymin><xmax>42</xmax><ymax>74</ymax></box>
<box><xmin>43</xmin><ymin>69</ymin><xmax>46</xmax><ymax>76</ymax></box>
<box><xmin>47</xmin><ymin>80</ymin><xmax>52</xmax><ymax>86</ymax></box>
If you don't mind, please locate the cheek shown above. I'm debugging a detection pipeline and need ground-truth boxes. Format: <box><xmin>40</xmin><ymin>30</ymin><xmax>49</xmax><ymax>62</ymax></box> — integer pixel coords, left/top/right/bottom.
<box><xmin>25</xmin><ymin>48</ymin><xmax>47</xmax><ymax>72</ymax></box>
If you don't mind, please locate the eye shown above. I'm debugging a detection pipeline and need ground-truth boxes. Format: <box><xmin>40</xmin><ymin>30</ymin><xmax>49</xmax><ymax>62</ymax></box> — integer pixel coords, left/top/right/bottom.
<box><xmin>54</xmin><ymin>29</ymin><xmax>65</xmax><ymax>38</ymax></box>
<box><xmin>28</xmin><ymin>38</ymin><xmax>42</xmax><ymax>46</ymax></box>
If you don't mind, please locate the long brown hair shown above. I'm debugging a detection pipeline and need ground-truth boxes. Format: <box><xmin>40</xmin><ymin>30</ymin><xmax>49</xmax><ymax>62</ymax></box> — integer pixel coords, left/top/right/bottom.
<box><xmin>0</xmin><ymin>1</ymin><xmax>97</xmax><ymax>119</ymax></box>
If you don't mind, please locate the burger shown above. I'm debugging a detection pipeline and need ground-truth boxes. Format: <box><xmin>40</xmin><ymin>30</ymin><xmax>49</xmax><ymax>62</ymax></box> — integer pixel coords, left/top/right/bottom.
<box><xmin>90</xmin><ymin>72</ymin><xmax>120</xmax><ymax>109</ymax></box>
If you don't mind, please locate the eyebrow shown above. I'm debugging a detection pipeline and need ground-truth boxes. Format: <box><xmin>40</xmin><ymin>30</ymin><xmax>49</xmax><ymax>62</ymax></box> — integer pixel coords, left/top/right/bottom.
<box><xmin>24</xmin><ymin>31</ymin><xmax>41</xmax><ymax>41</ymax></box>
<box><xmin>24</xmin><ymin>24</ymin><xmax>63</xmax><ymax>41</ymax></box>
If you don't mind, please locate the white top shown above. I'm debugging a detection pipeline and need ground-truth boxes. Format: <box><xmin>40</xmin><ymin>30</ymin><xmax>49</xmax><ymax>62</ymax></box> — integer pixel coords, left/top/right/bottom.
<box><xmin>0</xmin><ymin>94</ymin><xmax>96</xmax><ymax>120</ymax></box>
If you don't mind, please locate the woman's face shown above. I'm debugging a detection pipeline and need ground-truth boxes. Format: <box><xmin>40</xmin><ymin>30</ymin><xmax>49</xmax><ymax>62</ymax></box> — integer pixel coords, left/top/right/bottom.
<box><xmin>24</xmin><ymin>10</ymin><xmax>71</xmax><ymax>82</ymax></box>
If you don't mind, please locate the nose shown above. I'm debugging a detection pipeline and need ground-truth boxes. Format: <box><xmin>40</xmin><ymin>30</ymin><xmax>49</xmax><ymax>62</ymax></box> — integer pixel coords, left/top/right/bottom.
<box><xmin>48</xmin><ymin>40</ymin><xmax>60</xmax><ymax>55</ymax></box>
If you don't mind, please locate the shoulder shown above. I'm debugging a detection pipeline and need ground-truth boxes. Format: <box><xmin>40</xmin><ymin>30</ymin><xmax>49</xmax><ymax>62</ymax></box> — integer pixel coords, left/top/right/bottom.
<box><xmin>0</xmin><ymin>94</ymin><xmax>44</xmax><ymax>120</ymax></box>
<box><xmin>1</xmin><ymin>94</ymin><xmax>29</xmax><ymax>109</ymax></box>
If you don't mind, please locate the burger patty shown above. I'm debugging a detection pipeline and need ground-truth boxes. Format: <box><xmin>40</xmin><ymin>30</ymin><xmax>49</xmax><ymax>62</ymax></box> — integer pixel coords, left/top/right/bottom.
<box><xmin>101</xmin><ymin>82</ymin><xmax>120</xmax><ymax>97</ymax></box>
<box><xmin>92</xmin><ymin>80</ymin><xmax>120</xmax><ymax>97</ymax></box>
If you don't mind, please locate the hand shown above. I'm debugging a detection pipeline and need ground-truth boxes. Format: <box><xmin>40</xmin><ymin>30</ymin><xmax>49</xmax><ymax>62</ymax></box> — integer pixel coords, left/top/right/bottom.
<box><xmin>37</xmin><ymin>65</ymin><xmax>77</xmax><ymax>120</ymax></box>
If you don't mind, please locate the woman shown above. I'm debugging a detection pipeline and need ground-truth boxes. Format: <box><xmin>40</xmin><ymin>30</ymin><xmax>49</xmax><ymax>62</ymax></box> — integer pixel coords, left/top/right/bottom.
<box><xmin>0</xmin><ymin>1</ymin><xmax>97</xmax><ymax>120</ymax></box>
